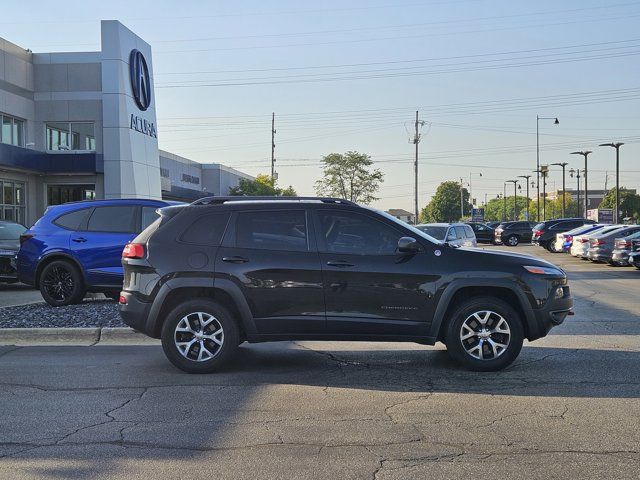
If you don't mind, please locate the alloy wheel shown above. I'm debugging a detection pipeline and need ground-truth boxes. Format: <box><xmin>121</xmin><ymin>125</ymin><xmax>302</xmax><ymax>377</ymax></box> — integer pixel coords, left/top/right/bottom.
<box><xmin>174</xmin><ymin>312</ymin><xmax>224</xmax><ymax>362</ymax></box>
<box><xmin>507</xmin><ymin>236</ymin><xmax>519</xmax><ymax>246</ymax></box>
<box><xmin>42</xmin><ymin>266</ymin><xmax>75</xmax><ymax>302</ymax></box>
<box><xmin>460</xmin><ymin>310</ymin><xmax>511</xmax><ymax>360</ymax></box>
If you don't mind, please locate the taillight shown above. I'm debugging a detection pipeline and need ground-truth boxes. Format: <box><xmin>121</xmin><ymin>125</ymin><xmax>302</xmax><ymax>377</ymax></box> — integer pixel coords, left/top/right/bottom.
<box><xmin>19</xmin><ymin>233</ymin><xmax>34</xmax><ymax>246</ymax></box>
<box><xmin>566</xmin><ymin>236</ymin><xmax>573</xmax><ymax>242</ymax></box>
<box><xmin>617</xmin><ymin>240</ymin><xmax>631</xmax><ymax>248</ymax></box>
<box><xmin>534</xmin><ymin>229</ymin><xmax>544</xmax><ymax>236</ymax></box>
<box><xmin>122</xmin><ymin>243</ymin><xmax>145</xmax><ymax>259</ymax></box>
<box><xmin>591</xmin><ymin>239</ymin><xmax>604</xmax><ymax>246</ymax></box>
<box><xmin>579</xmin><ymin>238</ymin><xmax>589</xmax><ymax>243</ymax></box>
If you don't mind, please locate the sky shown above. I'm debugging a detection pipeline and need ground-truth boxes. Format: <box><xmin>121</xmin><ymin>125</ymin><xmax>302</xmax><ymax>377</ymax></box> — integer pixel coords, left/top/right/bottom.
<box><xmin>2</xmin><ymin>0</ymin><xmax>639</xmax><ymax>212</ymax></box>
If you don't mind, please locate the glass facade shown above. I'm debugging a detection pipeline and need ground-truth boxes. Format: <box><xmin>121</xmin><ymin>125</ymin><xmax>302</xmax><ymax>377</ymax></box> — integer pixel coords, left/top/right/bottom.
<box><xmin>0</xmin><ymin>114</ymin><xmax>25</xmax><ymax>147</ymax></box>
<box><xmin>0</xmin><ymin>179</ymin><xmax>26</xmax><ymax>225</ymax></box>
<box><xmin>46</xmin><ymin>122</ymin><xmax>95</xmax><ymax>151</ymax></box>
<box><xmin>47</xmin><ymin>184</ymin><xmax>96</xmax><ymax>206</ymax></box>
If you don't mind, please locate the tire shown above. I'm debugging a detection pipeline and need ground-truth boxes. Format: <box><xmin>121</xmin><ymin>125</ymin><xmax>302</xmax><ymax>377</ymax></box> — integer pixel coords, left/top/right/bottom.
<box><xmin>505</xmin><ymin>235</ymin><xmax>520</xmax><ymax>247</ymax></box>
<box><xmin>161</xmin><ymin>299</ymin><xmax>240</xmax><ymax>374</ymax></box>
<box><xmin>39</xmin><ymin>260</ymin><xmax>85</xmax><ymax>307</ymax></box>
<box><xmin>444</xmin><ymin>296</ymin><xmax>524</xmax><ymax>372</ymax></box>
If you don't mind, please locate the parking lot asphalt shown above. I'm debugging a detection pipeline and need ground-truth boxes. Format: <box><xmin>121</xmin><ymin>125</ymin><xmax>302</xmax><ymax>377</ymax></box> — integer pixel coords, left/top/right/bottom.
<box><xmin>0</xmin><ymin>283</ymin><xmax>43</xmax><ymax>308</ymax></box>
<box><xmin>0</xmin><ymin>245</ymin><xmax>638</xmax><ymax>479</ymax></box>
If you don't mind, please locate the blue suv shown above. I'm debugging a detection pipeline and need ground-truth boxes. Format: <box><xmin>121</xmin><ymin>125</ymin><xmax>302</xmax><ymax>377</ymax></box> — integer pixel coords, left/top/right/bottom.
<box><xmin>17</xmin><ymin>198</ymin><xmax>179</xmax><ymax>306</ymax></box>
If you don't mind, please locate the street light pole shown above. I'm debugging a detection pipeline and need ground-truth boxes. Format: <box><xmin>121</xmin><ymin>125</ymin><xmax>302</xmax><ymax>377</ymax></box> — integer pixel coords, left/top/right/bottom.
<box><xmin>551</xmin><ymin>162</ymin><xmax>569</xmax><ymax>218</ymax></box>
<box><xmin>536</xmin><ymin>116</ymin><xmax>559</xmax><ymax>222</ymax></box>
<box><xmin>599</xmin><ymin>142</ymin><xmax>624</xmax><ymax>223</ymax></box>
<box><xmin>571</xmin><ymin>151</ymin><xmax>592</xmax><ymax>218</ymax></box>
<box><xmin>517</xmin><ymin>175</ymin><xmax>532</xmax><ymax>220</ymax></box>
<box><xmin>468</xmin><ymin>172</ymin><xmax>482</xmax><ymax>209</ymax></box>
<box><xmin>570</xmin><ymin>169</ymin><xmax>582</xmax><ymax>217</ymax></box>
<box><xmin>506</xmin><ymin>180</ymin><xmax>519</xmax><ymax>220</ymax></box>
<box><xmin>502</xmin><ymin>183</ymin><xmax>507</xmax><ymax>221</ymax></box>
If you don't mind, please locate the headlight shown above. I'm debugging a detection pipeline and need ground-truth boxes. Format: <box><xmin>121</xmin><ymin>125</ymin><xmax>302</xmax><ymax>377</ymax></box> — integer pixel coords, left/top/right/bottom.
<box><xmin>523</xmin><ymin>265</ymin><xmax>564</xmax><ymax>276</ymax></box>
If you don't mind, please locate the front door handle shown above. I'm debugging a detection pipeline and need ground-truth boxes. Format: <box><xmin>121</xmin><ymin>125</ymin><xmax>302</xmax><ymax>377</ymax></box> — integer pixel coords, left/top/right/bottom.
<box><xmin>222</xmin><ymin>256</ymin><xmax>249</xmax><ymax>264</ymax></box>
<box><xmin>326</xmin><ymin>260</ymin><xmax>355</xmax><ymax>268</ymax></box>
<box><xmin>71</xmin><ymin>237</ymin><xmax>87</xmax><ymax>243</ymax></box>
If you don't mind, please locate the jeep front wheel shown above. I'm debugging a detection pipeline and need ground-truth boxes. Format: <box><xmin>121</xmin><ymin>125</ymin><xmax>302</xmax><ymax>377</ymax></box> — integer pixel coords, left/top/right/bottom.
<box><xmin>161</xmin><ymin>299</ymin><xmax>239</xmax><ymax>374</ymax></box>
<box><xmin>444</xmin><ymin>296</ymin><xmax>524</xmax><ymax>371</ymax></box>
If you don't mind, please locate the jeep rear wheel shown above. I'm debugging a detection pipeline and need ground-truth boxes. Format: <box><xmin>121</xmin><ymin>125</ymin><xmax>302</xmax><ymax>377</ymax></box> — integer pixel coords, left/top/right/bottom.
<box><xmin>161</xmin><ymin>299</ymin><xmax>239</xmax><ymax>374</ymax></box>
<box><xmin>39</xmin><ymin>260</ymin><xmax>85</xmax><ymax>307</ymax></box>
<box><xmin>505</xmin><ymin>235</ymin><xmax>520</xmax><ymax>246</ymax></box>
<box><xmin>444</xmin><ymin>296</ymin><xmax>524</xmax><ymax>371</ymax></box>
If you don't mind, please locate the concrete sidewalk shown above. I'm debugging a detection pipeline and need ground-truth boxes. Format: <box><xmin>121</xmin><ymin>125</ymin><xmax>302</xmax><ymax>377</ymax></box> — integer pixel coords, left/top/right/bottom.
<box><xmin>0</xmin><ymin>327</ymin><xmax>159</xmax><ymax>346</ymax></box>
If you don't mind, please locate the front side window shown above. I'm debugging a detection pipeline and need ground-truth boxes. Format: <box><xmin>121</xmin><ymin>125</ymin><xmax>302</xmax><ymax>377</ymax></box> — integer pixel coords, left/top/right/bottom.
<box><xmin>237</xmin><ymin>210</ymin><xmax>307</xmax><ymax>252</ymax></box>
<box><xmin>447</xmin><ymin>228</ymin><xmax>457</xmax><ymax>241</ymax></box>
<box><xmin>86</xmin><ymin>206</ymin><xmax>136</xmax><ymax>233</ymax></box>
<box><xmin>318</xmin><ymin>210</ymin><xmax>403</xmax><ymax>255</ymax></box>
<box><xmin>46</xmin><ymin>122</ymin><xmax>95</xmax><ymax>151</ymax></box>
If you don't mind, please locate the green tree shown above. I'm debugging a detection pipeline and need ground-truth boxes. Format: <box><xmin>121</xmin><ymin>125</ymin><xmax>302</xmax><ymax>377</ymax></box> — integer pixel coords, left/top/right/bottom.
<box><xmin>420</xmin><ymin>181</ymin><xmax>471</xmax><ymax>222</ymax></box>
<box><xmin>600</xmin><ymin>187</ymin><xmax>640</xmax><ymax>220</ymax></box>
<box><xmin>229</xmin><ymin>174</ymin><xmax>297</xmax><ymax>197</ymax></box>
<box><xmin>528</xmin><ymin>193</ymin><xmax>579</xmax><ymax>221</ymax></box>
<box><xmin>314</xmin><ymin>151</ymin><xmax>383</xmax><ymax>204</ymax></box>
<box><xmin>483</xmin><ymin>195</ymin><xmax>529</xmax><ymax>222</ymax></box>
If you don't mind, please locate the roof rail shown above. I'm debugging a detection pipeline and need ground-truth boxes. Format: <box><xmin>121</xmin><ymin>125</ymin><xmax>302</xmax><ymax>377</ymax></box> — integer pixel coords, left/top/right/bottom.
<box><xmin>190</xmin><ymin>196</ymin><xmax>358</xmax><ymax>206</ymax></box>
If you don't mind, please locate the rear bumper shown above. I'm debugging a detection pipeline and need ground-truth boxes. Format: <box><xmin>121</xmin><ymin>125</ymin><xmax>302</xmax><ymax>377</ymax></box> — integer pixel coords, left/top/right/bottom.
<box><xmin>118</xmin><ymin>291</ymin><xmax>153</xmax><ymax>333</ymax></box>
<box><xmin>0</xmin><ymin>254</ymin><xmax>18</xmax><ymax>282</ymax></box>
<box><xmin>629</xmin><ymin>253</ymin><xmax>640</xmax><ymax>267</ymax></box>
<box><xmin>611</xmin><ymin>250</ymin><xmax>630</xmax><ymax>265</ymax></box>
<box><xmin>587</xmin><ymin>248</ymin><xmax>611</xmax><ymax>262</ymax></box>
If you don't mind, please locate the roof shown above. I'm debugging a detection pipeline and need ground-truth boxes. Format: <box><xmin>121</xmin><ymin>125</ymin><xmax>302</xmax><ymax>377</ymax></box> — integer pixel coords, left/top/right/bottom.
<box><xmin>386</xmin><ymin>209</ymin><xmax>414</xmax><ymax>216</ymax></box>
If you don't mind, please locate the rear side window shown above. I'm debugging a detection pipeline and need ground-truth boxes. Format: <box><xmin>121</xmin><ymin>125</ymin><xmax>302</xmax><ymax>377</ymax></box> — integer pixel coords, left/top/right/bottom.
<box><xmin>87</xmin><ymin>206</ymin><xmax>136</xmax><ymax>233</ymax></box>
<box><xmin>141</xmin><ymin>206</ymin><xmax>160</xmax><ymax>232</ymax></box>
<box><xmin>180</xmin><ymin>212</ymin><xmax>230</xmax><ymax>245</ymax></box>
<box><xmin>237</xmin><ymin>210</ymin><xmax>307</xmax><ymax>252</ymax></box>
<box><xmin>454</xmin><ymin>226</ymin><xmax>466</xmax><ymax>239</ymax></box>
<box><xmin>53</xmin><ymin>208</ymin><xmax>90</xmax><ymax>230</ymax></box>
<box><xmin>463</xmin><ymin>225</ymin><xmax>475</xmax><ymax>238</ymax></box>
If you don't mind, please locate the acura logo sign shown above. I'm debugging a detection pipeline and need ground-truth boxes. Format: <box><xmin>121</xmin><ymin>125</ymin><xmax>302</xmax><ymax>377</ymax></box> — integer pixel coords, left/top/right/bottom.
<box><xmin>129</xmin><ymin>49</ymin><xmax>151</xmax><ymax>111</ymax></box>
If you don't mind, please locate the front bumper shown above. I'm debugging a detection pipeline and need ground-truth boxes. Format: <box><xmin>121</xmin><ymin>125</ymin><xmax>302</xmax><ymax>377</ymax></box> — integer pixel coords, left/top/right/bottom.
<box><xmin>0</xmin><ymin>254</ymin><xmax>18</xmax><ymax>282</ymax></box>
<box><xmin>530</xmin><ymin>284</ymin><xmax>573</xmax><ymax>339</ymax></box>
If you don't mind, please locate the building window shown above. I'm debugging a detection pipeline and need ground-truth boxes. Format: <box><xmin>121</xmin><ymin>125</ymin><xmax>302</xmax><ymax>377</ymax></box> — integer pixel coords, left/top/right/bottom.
<box><xmin>47</xmin><ymin>184</ymin><xmax>96</xmax><ymax>206</ymax></box>
<box><xmin>0</xmin><ymin>179</ymin><xmax>26</xmax><ymax>225</ymax></box>
<box><xmin>46</xmin><ymin>122</ymin><xmax>95</xmax><ymax>151</ymax></box>
<box><xmin>0</xmin><ymin>114</ymin><xmax>25</xmax><ymax>147</ymax></box>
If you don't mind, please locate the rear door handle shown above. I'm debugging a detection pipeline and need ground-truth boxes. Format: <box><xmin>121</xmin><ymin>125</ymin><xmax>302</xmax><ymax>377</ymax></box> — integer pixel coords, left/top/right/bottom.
<box><xmin>326</xmin><ymin>260</ymin><xmax>355</xmax><ymax>268</ymax></box>
<box><xmin>222</xmin><ymin>256</ymin><xmax>249</xmax><ymax>264</ymax></box>
<box><xmin>71</xmin><ymin>237</ymin><xmax>87</xmax><ymax>243</ymax></box>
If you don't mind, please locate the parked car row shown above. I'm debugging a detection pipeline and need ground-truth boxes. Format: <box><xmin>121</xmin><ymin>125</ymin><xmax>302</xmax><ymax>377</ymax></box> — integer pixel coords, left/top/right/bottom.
<box><xmin>561</xmin><ymin>223</ymin><xmax>640</xmax><ymax>267</ymax></box>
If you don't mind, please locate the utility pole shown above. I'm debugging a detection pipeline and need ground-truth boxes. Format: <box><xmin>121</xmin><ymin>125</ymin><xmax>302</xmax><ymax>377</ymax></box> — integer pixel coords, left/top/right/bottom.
<box><xmin>412</xmin><ymin>111</ymin><xmax>425</xmax><ymax>223</ymax></box>
<box><xmin>271</xmin><ymin>112</ymin><xmax>276</xmax><ymax>184</ymax></box>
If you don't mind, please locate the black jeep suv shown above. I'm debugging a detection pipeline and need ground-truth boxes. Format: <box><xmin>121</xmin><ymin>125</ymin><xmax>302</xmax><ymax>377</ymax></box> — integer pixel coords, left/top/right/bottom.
<box><xmin>119</xmin><ymin>197</ymin><xmax>573</xmax><ymax>373</ymax></box>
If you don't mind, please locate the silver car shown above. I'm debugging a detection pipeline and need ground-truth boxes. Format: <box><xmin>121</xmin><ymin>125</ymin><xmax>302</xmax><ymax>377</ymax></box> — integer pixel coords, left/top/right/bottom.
<box><xmin>570</xmin><ymin>225</ymin><xmax>621</xmax><ymax>257</ymax></box>
<box><xmin>415</xmin><ymin>223</ymin><xmax>477</xmax><ymax>247</ymax></box>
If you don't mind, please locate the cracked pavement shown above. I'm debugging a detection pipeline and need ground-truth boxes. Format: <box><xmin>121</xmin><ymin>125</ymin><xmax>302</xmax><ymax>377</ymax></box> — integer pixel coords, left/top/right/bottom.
<box><xmin>0</xmin><ymin>245</ymin><xmax>639</xmax><ymax>479</ymax></box>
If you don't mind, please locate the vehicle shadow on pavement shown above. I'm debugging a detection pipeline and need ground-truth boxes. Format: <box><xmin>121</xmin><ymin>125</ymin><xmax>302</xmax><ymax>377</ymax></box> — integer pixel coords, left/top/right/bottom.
<box><xmin>1</xmin><ymin>342</ymin><xmax>638</xmax><ymax>478</ymax></box>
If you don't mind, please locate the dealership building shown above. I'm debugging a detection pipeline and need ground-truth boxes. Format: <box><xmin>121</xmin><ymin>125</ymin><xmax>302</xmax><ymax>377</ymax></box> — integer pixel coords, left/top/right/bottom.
<box><xmin>0</xmin><ymin>20</ymin><xmax>252</xmax><ymax>226</ymax></box>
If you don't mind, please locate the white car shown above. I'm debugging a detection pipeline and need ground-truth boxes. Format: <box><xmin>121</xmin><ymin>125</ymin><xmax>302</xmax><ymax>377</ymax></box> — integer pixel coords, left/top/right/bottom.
<box><xmin>570</xmin><ymin>225</ymin><xmax>624</xmax><ymax>258</ymax></box>
<box><xmin>415</xmin><ymin>223</ymin><xmax>477</xmax><ymax>248</ymax></box>
<box><xmin>553</xmin><ymin>224</ymin><xmax>602</xmax><ymax>253</ymax></box>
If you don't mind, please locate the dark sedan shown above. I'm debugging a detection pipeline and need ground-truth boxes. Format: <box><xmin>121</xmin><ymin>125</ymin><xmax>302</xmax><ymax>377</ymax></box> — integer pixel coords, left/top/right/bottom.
<box><xmin>466</xmin><ymin>222</ymin><xmax>495</xmax><ymax>244</ymax></box>
<box><xmin>0</xmin><ymin>220</ymin><xmax>26</xmax><ymax>283</ymax></box>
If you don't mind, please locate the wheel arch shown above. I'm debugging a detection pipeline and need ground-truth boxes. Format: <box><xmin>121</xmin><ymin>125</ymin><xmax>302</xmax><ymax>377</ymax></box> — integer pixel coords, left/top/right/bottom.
<box><xmin>146</xmin><ymin>278</ymin><xmax>256</xmax><ymax>340</ymax></box>
<box><xmin>35</xmin><ymin>252</ymin><xmax>85</xmax><ymax>289</ymax></box>
<box><xmin>431</xmin><ymin>281</ymin><xmax>534</xmax><ymax>342</ymax></box>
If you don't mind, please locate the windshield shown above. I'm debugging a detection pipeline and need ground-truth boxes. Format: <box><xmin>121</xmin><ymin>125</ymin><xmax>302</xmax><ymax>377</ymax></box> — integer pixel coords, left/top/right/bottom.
<box><xmin>0</xmin><ymin>223</ymin><xmax>26</xmax><ymax>240</ymax></box>
<box><xmin>415</xmin><ymin>225</ymin><xmax>448</xmax><ymax>240</ymax></box>
<box><xmin>370</xmin><ymin>209</ymin><xmax>440</xmax><ymax>244</ymax></box>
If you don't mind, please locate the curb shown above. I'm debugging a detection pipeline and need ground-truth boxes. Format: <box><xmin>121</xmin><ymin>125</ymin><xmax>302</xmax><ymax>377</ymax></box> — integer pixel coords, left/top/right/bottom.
<box><xmin>0</xmin><ymin>327</ymin><xmax>159</xmax><ymax>346</ymax></box>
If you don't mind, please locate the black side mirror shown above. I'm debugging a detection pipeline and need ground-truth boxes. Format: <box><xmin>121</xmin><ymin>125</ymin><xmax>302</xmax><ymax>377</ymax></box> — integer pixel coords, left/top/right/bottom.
<box><xmin>398</xmin><ymin>236</ymin><xmax>420</xmax><ymax>253</ymax></box>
